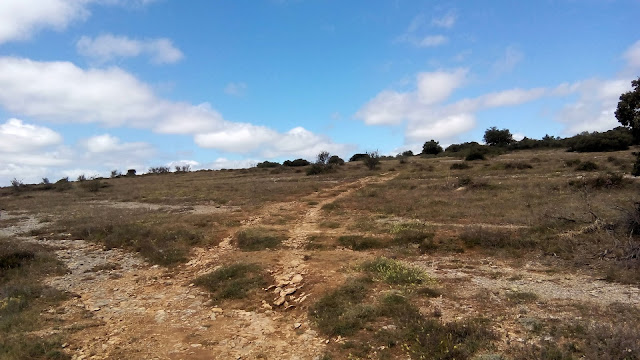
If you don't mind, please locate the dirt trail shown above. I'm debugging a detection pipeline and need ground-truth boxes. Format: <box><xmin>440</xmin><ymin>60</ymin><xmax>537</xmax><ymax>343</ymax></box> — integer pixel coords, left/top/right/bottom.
<box><xmin>1</xmin><ymin>173</ymin><xmax>397</xmax><ymax>360</ymax></box>
<box><xmin>4</xmin><ymin>170</ymin><xmax>639</xmax><ymax>359</ymax></box>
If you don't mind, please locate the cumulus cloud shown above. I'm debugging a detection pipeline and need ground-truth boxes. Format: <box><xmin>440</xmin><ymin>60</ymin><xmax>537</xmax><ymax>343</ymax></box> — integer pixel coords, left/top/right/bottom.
<box><xmin>77</xmin><ymin>34</ymin><xmax>184</xmax><ymax>64</ymax></box>
<box><xmin>0</xmin><ymin>0</ymin><xmax>89</xmax><ymax>44</ymax></box>
<box><xmin>0</xmin><ymin>118</ymin><xmax>63</xmax><ymax>152</ymax></box>
<box><xmin>0</xmin><ymin>56</ymin><xmax>352</xmax><ymax>160</ymax></box>
<box><xmin>556</xmin><ymin>78</ymin><xmax>631</xmax><ymax>134</ymax></box>
<box><xmin>196</xmin><ymin>125</ymin><xmax>353</xmax><ymax>159</ymax></box>
<box><xmin>224</xmin><ymin>82</ymin><xmax>248</xmax><ymax>97</ymax></box>
<box><xmin>355</xmin><ymin>68</ymin><xmax>553</xmax><ymax>143</ymax></box>
<box><xmin>0</xmin><ymin>0</ymin><xmax>157</xmax><ymax>45</ymax></box>
<box><xmin>0</xmin><ymin>118</ymin><xmax>74</xmax><ymax>185</ymax></box>
<box><xmin>357</xmin><ymin>39</ymin><xmax>640</xmax><ymax>144</ymax></box>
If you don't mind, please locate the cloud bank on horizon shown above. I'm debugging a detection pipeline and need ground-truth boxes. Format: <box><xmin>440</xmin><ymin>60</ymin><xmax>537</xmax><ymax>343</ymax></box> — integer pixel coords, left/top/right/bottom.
<box><xmin>0</xmin><ymin>0</ymin><xmax>638</xmax><ymax>185</ymax></box>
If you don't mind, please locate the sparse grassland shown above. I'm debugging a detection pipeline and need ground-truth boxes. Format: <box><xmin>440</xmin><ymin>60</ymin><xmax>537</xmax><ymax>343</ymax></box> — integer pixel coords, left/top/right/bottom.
<box><xmin>1</xmin><ymin>148</ymin><xmax>640</xmax><ymax>359</ymax></box>
<box><xmin>0</xmin><ymin>237</ymin><xmax>70</xmax><ymax>360</ymax></box>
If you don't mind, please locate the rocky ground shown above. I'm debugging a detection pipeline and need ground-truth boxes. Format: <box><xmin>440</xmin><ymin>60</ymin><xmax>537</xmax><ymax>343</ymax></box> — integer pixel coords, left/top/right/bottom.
<box><xmin>2</xmin><ymin>171</ymin><xmax>639</xmax><ymax>359</ymax></box>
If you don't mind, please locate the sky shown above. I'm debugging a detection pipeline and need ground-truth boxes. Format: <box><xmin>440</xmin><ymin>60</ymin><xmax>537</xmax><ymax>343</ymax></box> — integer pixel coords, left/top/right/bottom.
<box><xmin>1</xmin><ymin>0</ymin><xmax>639</xmax><ymax>185</ymax></box>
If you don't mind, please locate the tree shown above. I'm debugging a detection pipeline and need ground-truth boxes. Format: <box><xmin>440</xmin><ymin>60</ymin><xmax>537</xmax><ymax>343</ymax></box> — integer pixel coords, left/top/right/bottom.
<box><xmin>483</xmin><ymin>127</ymin><xmax>514</xmax><ymax>147</ymax></box>
<box><xmin>316</xmin><ymin>151</ymin><xmax>330</xmax><ymax>165</ymax></box>
<box><xmin>615</xmin><ymin>77</ymin><xmax>640</xmax><ymax>143</ymax></box>
<box><xmin>422</xmin><ymin>140</ymin><xmax>443</xmax><ymax>155</ymax></box>
<box><xmin>401</xmin><ymin>150</ymin><xmax>414</xmax><ymax>157</ymax></box>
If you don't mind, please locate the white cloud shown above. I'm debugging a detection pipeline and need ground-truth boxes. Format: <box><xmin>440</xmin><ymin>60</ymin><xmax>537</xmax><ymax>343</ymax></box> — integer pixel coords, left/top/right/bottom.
<box><xmin>208</xmin><ymin>158</ymin><xmax>259</xmax><ymax>170</ymax></box>
<box><xmin>0</xmin><ymin>0</ymin><xmax>158</xmax><ymax>45</ymax></box>
<box><xmin>623</xmin><ymin>40</ymin><xmax>640</xmax><ymax>70</ymax></box>
<box><xmin>0</xmin><ymin>118</ymin><xmax>74</xmax><ymax>185</ymax></box>
<box><xmin>493</xmin><ymin>46</ymin><xmax>524</xmax><ymax>74</ymax></box>
<box><xmin>355</xmin><ymin>68</ymin><xmax>553</xmax><ymax>144</ymax></box>
<box><xmin>556</xmin><ymin>78</ymin><xmax>631</xmax><ymax>134</ymax></box>
<box><xmin>196</xmin><ymin>125</ymin><xmax>353</xmax><ymax>159</ymax></box>
<box><xmin>195</xmin><ymin>123</ymin><xmax>278</xmax><ymax>153</ymax></box>
<box><xmin>0</xmin><ymin>118</ymin><xmax>63</xmax><ymax>153</ymax></box>
<box><xmin>417</xmin><ymin>69</ymin><xmax>467</xmax><ymax>105</ymax></box>
<box><xmin>0</xmin><ymin>56</ymin><xmax>352</xmax><ymax>161</ymax></box>
<box><xmin>224</xmin><ymin>82</ymin><xmax>248</xmax><ymax>97</ymax></box>
<box><xmin>77</xmin><ymin>34</ymin><xmax>184</xmax><ymax>64</ymax></box>
<box><xmin>0</xmin><ymin>0</ymin><xmax>89</xmax><ymax>44</ymax></box>
<box><xmin>431</xmin><ymin>11</ymin><xmax>457</xmax><ymax>29</ymax></box>
<box><xmin>419</xmin><ymin>35</ymin><xmax>448</xmax><ymax>47</ymax></box>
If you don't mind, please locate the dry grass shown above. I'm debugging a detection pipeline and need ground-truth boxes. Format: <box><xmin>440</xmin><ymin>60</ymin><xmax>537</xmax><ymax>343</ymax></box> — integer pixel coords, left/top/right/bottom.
<box><xmin>2</xmin><ymin>147</ymin><xmax>640</xmax><ymax>359</ymax></box>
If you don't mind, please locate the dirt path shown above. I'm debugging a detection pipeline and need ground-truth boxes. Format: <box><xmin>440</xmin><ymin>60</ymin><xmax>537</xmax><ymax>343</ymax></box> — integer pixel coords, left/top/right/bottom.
<box><xmin>4</xmin><ymin>170</ymin><xmax>639</xmax><ymax>359</ymax></box>
<box><xmin>1</xmin><ymin>173</ymin><xmax>397</xmax><ymax>360</ymax></box>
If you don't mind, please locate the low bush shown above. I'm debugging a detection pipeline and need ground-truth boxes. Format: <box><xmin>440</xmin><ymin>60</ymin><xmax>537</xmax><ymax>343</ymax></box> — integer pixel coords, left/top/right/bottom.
<box><xmin>235</xmin><ymin>227</ymin><xmax>282</xmax><ymax>251</ymax></box>
<box><xmin>328</xmin><ymin>155</ymin><xmax>345</xmax><ymax>166</ymax></box>
<box><xmin>283</xmin><ymin>158</ymin><xmax>310</xmax><ymax>167</ymax></box>
<box><xmin>361</xmin><ymin>257</ymin><xmax>429</xmax><ymax>285</ymax></box>
<box><xmin>148</xmin><ymin>166</ymin><xmax>171</xmax><ymax>174</ymax></box>
<box><xmin>504</xmin><ymin>162</ymin><xmax>533</xmax><ymax>170</ymax></box>
<box><xmin>54</xmin><ymin>177</ymin><xmax>72</xmax><ymax>191</ymax></box>
<box><xmin>194</xmin><ymin>263</ymin><xmax>267</xmax><ymax>301</ymax></box>
<box><xmin>337</xmin><ymin>235</ymin><xmax>383</xmax><ymax>250</ymax></box>
<box><xmin>256</xmin><ymin>161</ymin><xmax>280</xmax><ymax>168</ymax></box>
<box><xmin>465</xmin><ymin>151</ymin><xmax>486</xmax><ymax>161</ymax></box>
<box><xmin>363</xmin><ymin>151</ymin><xmax>380</xmax><ymax>170</ymax></box>
<box><xmin>575</xmin><ymin>160</ymin><xmax>599</xmax><ymax>171</ymax></box>
<box><xmin>308</xmin><ymin>277</ymin><xmax>374</xmax><ymax>336</ymax></box>
<box><xmin>450</xmin><ymin>162</ymin><xmax>471</xmax><ymax>170</ymax></box>
<box><xmin>460</xmin><ymin>226</ymin><xmax>534</xmax><ymax>249</ymax></box>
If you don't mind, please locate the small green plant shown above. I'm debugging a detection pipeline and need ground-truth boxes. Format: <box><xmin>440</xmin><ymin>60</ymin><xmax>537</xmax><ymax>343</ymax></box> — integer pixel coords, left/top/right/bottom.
<box><xmin>194</xmin><ymin>263</ymin><xmax>267</xmax><ymax>301</ymax></box>
<box><xmin>235</xmin><ymin>227</ymin><xmax>282</xmax><ymax>251</ymax></box>
<box><xmin>361</xmin><ymin>257</ymin><xmax>429</xmax><ymax>285</ymax></box>
<box><xmin>308</xmin><ymin>277</ymin><xmax>375</xmax><ymax>336</ymax></box>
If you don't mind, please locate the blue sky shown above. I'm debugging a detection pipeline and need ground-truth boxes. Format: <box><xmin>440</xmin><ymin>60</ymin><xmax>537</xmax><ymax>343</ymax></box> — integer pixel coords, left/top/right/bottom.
<box><xmin>1</xmin><ymin>0</ymin><xmax>639</xmax><ymax>185</ymax></box>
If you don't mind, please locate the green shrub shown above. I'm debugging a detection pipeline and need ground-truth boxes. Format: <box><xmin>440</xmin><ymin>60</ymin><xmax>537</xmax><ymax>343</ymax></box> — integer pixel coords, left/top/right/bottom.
<box><xmin>194</xmin><ymin>263</ymin><xmax>267</xmax><ymax>301</ymax></box>
<box><xmin>235</xmin><ymin>227</ymin><xmax>282</xmax><ymax>251</ymax></box>
<box><xmin>361</xmin><ymin>257</ymin><xmax>429</xmax><ymax>285</ymax></box>
<box><xmin>363</xmin><ymin>151</ymin><xmax>380</xmax><ymax>170</ymax></box>
<box><xmin>575</xmin><ymin>160</ymin><xmax>599</xmax><ymax>171</ymax></box>
<box><xmin>567</xmin><ymin>127</ymin><xmax>633</xmax><ymax>152</ymax></box>
<box><xmin>422</xmin><ymin>140</ymin><xmax>443</xmax><ymax>155</ymax></box>
<box><xmin>465</xmin><ymin>151</ymin><xmax>486</xmax><ymax>161</ymax></box>
<box><xmin>283</xmin><ymin>158</ymin><xmax>310</xmax><ymax>167</ymax></box>
<box><xmin>328</xmin><ymin>155</ymin><xmax>345</xmax><ymax>166</ymax></box>
<box><xmin>256</xmin><ymin>161</ymin><xmax>280</xmax><ymax>168</ymax></box>
<box><xmin>308</xmin><ymin>277</ymin><xmax>374</xmax><ymax>336</ymax></box>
